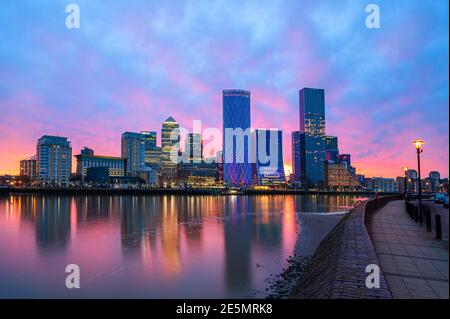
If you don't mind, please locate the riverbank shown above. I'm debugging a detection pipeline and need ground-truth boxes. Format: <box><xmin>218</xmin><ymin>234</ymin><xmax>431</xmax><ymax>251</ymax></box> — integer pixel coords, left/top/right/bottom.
<box><xmin>289</xmin><ymin>196</ymin><xmax>400</xmax><ymax>299</ymax></box>
<box><xmin>0</xmin><ymin>186</ymin><xmax>388</xmax><ymax>197</ymax></box>
<box><xmin>255</xmin><ymin>212</ymin><xmax>348</xmax><ymax>298</ymax></box>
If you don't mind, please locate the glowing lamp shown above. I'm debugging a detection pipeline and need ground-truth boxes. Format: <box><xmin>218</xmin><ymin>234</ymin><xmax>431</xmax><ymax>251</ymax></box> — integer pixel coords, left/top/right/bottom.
<box><xmin>413</xmin><ymin>138</ymin><xmax>424</xmax><ymax>151</ymax></box>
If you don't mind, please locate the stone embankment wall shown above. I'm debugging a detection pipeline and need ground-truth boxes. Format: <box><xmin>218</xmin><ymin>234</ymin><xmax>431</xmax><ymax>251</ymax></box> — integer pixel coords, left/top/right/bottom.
<box><xmin>290</xmin><ymin>196</ymin><xmax>399</xmax><ymax>299</ymax></box>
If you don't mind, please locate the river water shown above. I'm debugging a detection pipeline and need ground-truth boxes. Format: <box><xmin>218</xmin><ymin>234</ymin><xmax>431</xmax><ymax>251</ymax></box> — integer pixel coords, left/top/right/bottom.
<box><xmin>0</xmin><ymin>194</ymin><xmax>364</xmax><ymax>298</ymax></box>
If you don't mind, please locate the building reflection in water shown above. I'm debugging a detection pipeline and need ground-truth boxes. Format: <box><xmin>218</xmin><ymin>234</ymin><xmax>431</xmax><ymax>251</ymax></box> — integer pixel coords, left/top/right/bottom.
<box><xmin>1</xmin><ymin>194</ymin><xmax>364</xmax><ymax>297</ymax></box>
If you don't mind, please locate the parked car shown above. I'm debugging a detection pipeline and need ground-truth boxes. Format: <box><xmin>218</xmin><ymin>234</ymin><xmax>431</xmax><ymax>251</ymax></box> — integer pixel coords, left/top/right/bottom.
<box><xmin>434</xmin><ymin>193</ymin><xmax>446</xmax><ymax>204</ymax></box>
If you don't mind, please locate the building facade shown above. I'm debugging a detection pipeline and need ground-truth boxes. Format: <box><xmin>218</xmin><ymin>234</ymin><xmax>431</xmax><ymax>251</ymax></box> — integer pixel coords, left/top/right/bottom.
<box><xmin>324</xmin><ymin>161</ymin><xmax>362</xmax><ymax>191</ymax></box>
<box><xmin>254</xmin><ymin>129</ymin><xmax>286</xmax><ymax>186</ymax></box>
<box><xmin>20</xmin><ymin>155</ymin><xmax>38</xmax><ymax>180</ymax></box>
<box><xmin>141</xmin><ymin>131</ymin><xmax>157</xmax><ymax>149</ymax></box>
<box><xmin>222</xmin><ymin>89</ymin><xmax>252</xmax><ymax>187</ymax></box>
<box><xmin>75</xmin><ymin>147</ymin><xmax>126</xmax><ymax>179</ymax></box>
<box><xmin>297</xmin><ymin>88</ymin><xmax>326</xmax><ymax>189</ymax></box>
<box><xmin>185</xmin><ymin>133</ymin><xmax>203</xmax><ymax>163</ymax></box>
<box><xmin>160</xmin><ymin>117</ymin><xmax>180</xmax><ymax>184</ymax></box>
<box><xmin>291</xmin><ymin>131</ymin><xmax>301</xmax><ymax>185</ymax></box>
<box><xmin>36</xmin><ymin>135</ymin><xmax>72</xmax><ymax>186</ymax></box>
<box><xmin>325</xmin><ymin>136</ymin><xmax>339</xmax><ymax>162</ymax></box>
<box><xmin>121</xmin><ymin>132</ymin><xmax>145</xmax><ymax>177</ymax></box>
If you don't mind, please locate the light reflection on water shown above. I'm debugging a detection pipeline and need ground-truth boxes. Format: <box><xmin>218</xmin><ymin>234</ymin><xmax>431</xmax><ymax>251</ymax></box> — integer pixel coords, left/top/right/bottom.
<box><xmin>0</xmin><ymin>194</ymin><xmax>362</xmax><ymax>298</ymax></box>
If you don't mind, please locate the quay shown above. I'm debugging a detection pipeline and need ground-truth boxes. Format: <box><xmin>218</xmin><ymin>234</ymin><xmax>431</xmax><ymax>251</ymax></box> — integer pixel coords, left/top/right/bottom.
<box><xmin>290</xmin><ymin>196</ymin><xmax>448</xmax><ymax>299</ymax></box>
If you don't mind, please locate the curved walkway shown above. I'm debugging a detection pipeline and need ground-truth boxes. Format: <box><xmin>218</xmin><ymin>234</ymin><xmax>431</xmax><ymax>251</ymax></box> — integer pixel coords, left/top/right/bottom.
<box><xmin>368</xmin><ymin>200</ymin><xmax>449</xmax><ymax>299</ymax></box>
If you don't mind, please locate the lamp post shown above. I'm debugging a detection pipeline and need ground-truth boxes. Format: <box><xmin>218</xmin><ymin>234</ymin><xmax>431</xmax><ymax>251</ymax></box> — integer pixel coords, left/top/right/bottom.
<box><xmin>413</xmin><ymin>138</ymin><xmax>424</xmax><ymax>224</ymax></box>
<box><xmin>403</xmin><ymin>166</ymin><xmax>408</xmax><ymax>199</ymax></box>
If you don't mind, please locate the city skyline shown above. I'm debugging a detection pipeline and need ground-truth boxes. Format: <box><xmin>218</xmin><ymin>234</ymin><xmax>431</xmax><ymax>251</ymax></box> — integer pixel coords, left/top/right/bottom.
<box><xmin>0</xmin><ymin>0</ymin><xmax>448</xmax><ymax>178</ymax></box>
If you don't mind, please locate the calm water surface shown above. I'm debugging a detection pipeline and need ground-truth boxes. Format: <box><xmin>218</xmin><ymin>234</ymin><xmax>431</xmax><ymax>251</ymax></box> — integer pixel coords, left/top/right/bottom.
<box><xmin>0</xmin><ymin>194</ymin><xmax>363</xmax><ymax>298</ymax></box>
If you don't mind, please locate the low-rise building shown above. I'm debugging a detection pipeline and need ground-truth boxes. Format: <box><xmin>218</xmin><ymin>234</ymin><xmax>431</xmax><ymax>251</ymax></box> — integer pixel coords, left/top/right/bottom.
<box><xmin>324</xmin><ymin>161</ymin><xmax>362</xmax><ymax>191</ymax></box>
<box><xmin>75</xmin><ymin>147</ymin><xmax>126</xmax><ymax>180</ymax></box>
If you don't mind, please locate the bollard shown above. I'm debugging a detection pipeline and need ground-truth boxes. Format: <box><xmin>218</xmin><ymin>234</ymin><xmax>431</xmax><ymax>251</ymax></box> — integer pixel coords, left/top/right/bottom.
<box><xmin>414</xmin><ymin>206</ymin><xmax>419</xmax><ymax>223</ymax></box>
<box><xmin>426</xmin><ymin>209</ymin><xmax>431</xmax><ymax>232</ymax></box>
<box><xmin>435</xmin><ymin>215</ymin><xmax>442</xmax><ymax>240</ymax></box>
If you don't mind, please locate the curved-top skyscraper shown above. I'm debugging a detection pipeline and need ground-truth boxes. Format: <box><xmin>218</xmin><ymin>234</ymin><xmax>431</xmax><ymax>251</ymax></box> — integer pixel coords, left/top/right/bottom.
<box><xmin>222</xmin><ymin>89</ymin><xmax>252</xmax><ymax>188</ymax></box>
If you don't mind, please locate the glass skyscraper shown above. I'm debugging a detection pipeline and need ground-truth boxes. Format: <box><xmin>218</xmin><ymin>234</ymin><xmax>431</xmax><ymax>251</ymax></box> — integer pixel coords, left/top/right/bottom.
<box><xmin>255</xmin><ymin>129</ymin><xmax>286</xmax><ymax>185</ymax></box>
<box><xmin>185</xmin><ymin>133</ymin><xmax>203</xmax><ymax>163</ymax></box>
<box><xmin>141</xmin><ymin>131</ymin><xmax>157</xmax><ymax>149</ymax></box>
<box><xmin>291</xmin><ymin>131</ymin><xmax>301</xmax><ymax>183</ymax></box>
<box><xmin>222</xmin><ymin>89</ymin><xmax>252</xmax><ymax>187</ymax></box>
<box><xmin>160</xmin><ymin>116</ymin><xmax>180</xmax><ymax>183</ymax></box>
<box><xmin>298</xmin><ymin>88</ymin><xmax>326</xmax><ymax>189</ymax></box>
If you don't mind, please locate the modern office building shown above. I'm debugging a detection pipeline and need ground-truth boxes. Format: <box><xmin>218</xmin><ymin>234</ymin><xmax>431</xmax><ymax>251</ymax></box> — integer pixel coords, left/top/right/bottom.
<box><xmin>429</xmin><ymin>171</ymin><xmax>440</xmax><ymax>181</ymax></box>
<box><xmin>178</xmin><ymin>162</ymin><xmax>219</xmax><ymax>187</ymax></box>
<box><xmin>121</xmin><ymin>132</ymin><xmax>145</xmax><ymax>177</ymax></box>
<box><xmin>325</xmin><ymin>136</ymin><xmax>339</xmax><ymax>162</ymax></box>
<box><xmin>141</xmin><ymin>131</ymin><xmax>157</xmax><ymax>149</ymax></box>
<box><xmin>222</xmin><ymin>89</ymin><xmax>252</xmax><ymax>187</ymax></box>
<box><xmin>372</xmin><ymin>177</ymin><xmax>399</xmax><ymax>192</ymax></box>
<box><xmin>36</xmin><ymin>135</ymin><xmax>72</xmax><ymax>186</ymax></box>
<box><xmin>254</xmin><ymin>129</ymin><xmax>286</xmax><ymax>186</ymax></box>
<box><xmin>185</xmin><ymin>133</ymin><xmax>203</xmax><ymax>163</ymax></box>
<box><xmin>297</xmin><ymin>88</ymin><xmax>326</xmax><ymax>189</ymax></box>
<box><xmin>324</xmin><ymin>161</ymin><xmax>362</xmax><ymax>191</ymax></box>
<box><xmin>75</xmin><ymin>147</ymin><xmax>126</xmax><ymax>179</ymax></box>
<box><xmin>291</xmin><ymin>131</ymin><xmax>301</xmax><ymax>185</ymax></box>
<box><xmin>407</xmin><ymin>169</ymin><xmax>418</xmax><ymax>179</ymax></box>
<box><xmin>144</xmin><ymin>146</ymin><xmax>162</xmax><ymax>169</ymax></box>
<box><xmin>20</xmin><ymin>155</ymin><xmax>38</xmax><ymax>180</ymax></box>
<box><xmin>160</xmin><ymin>116</ymin><xmax>180</xmax><ymax>183</ymax></box>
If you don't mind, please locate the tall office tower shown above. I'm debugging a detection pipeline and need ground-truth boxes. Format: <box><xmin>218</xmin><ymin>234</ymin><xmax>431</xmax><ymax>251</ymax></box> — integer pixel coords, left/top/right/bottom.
<box><xmin>20</xmin><ymin>155</ymin><xmax>38</xmax><ymax>180</ymax></box>
<box><xmin>297</xmin><ymin>88</ymin><xmax>326</xmax><ymax>188</ymax></box>
<box><xmin>222</xmin><ymin>89</ymin><xmax>252</xmax><ymax>187</ymax></box>
<box><xmin>291</xmin><ymin>131</ymin><xmax>301</xmax><ymax>185</ymax></box>
<box><xmin>185</xmin><ymin>133</ymin><xmax>203</xmax><ymax>163</ymax></box>
<box><xmin>160</xmin><ymin>116</ymin><xmax>180</xmax><ymax>183</ymax></box>
<box><xmin>121</xmin><ymin>132</ymin><xmax>145</xmax><ymax>177</ymax></box>
<box><xmin>140</xmin><ymin>131</ymin><xmax>161</xmax><ymax>170</ymax></box>
<box><xmin>161</xmin><ymin>116</ymin><xmax>180</xmax><ymax>163</ymax></box>
<box><xmin>141</xmin><ymin>131</ymin><xmax>157</xmax><ymax>149</ymax></box>
<box><xmin>255</xmin><ymin>129</ymin><xmax>286</xmax><ymax>186</ymax></box>
<box><xmin>325</xmin><ymin>136</ymin><xmax>339</xmax><ymax>162</ymax></box>
<box><xmin>36</xmin><ymin>135</ymin><xmax>72</xmax><ymax>186</ymax></box>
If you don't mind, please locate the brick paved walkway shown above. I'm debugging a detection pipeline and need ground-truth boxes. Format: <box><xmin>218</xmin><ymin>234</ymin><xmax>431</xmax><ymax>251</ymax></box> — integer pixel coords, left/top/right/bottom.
<box><xmin>369</xmin><ymin>200</ymin><xmax>449</xmax><ymax>299</ymax></box>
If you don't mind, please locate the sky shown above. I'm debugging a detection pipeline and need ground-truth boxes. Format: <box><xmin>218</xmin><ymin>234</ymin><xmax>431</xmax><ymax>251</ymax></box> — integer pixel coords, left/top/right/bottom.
<box><xmin>0</xmin><ymin>0</ymin><xmax>448</xmax><ymax>178</ymax></box>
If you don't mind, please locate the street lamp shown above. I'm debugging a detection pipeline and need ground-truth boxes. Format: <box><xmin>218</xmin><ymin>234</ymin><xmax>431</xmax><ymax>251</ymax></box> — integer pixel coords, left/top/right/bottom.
<box><xmin>403</xmin><ymin>166</ymin><xmax>408</xmax><ymax>198</ymax></box>
<box><xmin>413</xmin><ymin>138</ymin><xmax>424</xmax><ymax>224</ymax></box>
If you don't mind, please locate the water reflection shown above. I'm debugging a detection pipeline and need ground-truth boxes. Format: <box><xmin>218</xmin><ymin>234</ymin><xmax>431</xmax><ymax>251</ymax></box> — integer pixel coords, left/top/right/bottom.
<box><xmin>0</xmin><ymin>194</ymin><xmax>361</xmax><ymax>298</ymax></box>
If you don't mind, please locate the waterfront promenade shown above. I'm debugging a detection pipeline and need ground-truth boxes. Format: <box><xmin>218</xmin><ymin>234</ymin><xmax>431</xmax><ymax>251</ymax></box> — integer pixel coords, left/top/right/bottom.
<box><xmin>368</xmin><ymin>200</ymin><xmax>449</xmax><ymax>299</ymax></box>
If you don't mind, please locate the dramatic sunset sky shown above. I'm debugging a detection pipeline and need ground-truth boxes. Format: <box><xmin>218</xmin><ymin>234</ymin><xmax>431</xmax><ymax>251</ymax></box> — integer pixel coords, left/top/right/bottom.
<box><xmin>0</xmin><ymin>0</ymin><xmax>448</xmax><ymax>177</ymax></box>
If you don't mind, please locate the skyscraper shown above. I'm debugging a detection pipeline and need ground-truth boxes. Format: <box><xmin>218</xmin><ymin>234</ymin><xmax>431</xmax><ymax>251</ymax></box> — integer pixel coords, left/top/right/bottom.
<box><xmin>121</xmin><ymin>132</ymin><xmax>145</xmax><ymax>177</ymax></box>
<box><xmin>185</xmin><ymin>133</ymin><xmax>203</xmax><ymax>163</ymax></box>
<box><xmin>160</xmin><ymin>116</ymin><xmax>180</xmax><ymax>183</ymax></box>
<box><xmin>141</xmin><ymin>131</ymin><xmax>157</xmax><ymax>149</ymax></box>
<box><xmin>325</xmin><ymin>136</ymin><xmax>339</xmax><ymax>162</ymax></box>
<box><xmin>222</xmin><ymin>89</ymin><xmax>252</xmax><ymax>187</ymax></box>
<box><xmin>255</xmin><ymin>129</ymin><xmax>286</xmax><ymax>186</ymax></box>
<box><xmin>291</xmin><ymin>131</ymin><xmax>301</xmax><ymax>184</ymax></box>
<box><xmin>297</xmin><ymin>88</ymin><xmax>326</xmax><ymax>188</ymax></box>
<box><xmin>36</xmin><ymin>135</ymin><xmax>72</xmax><ymax>186</ymax></box>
